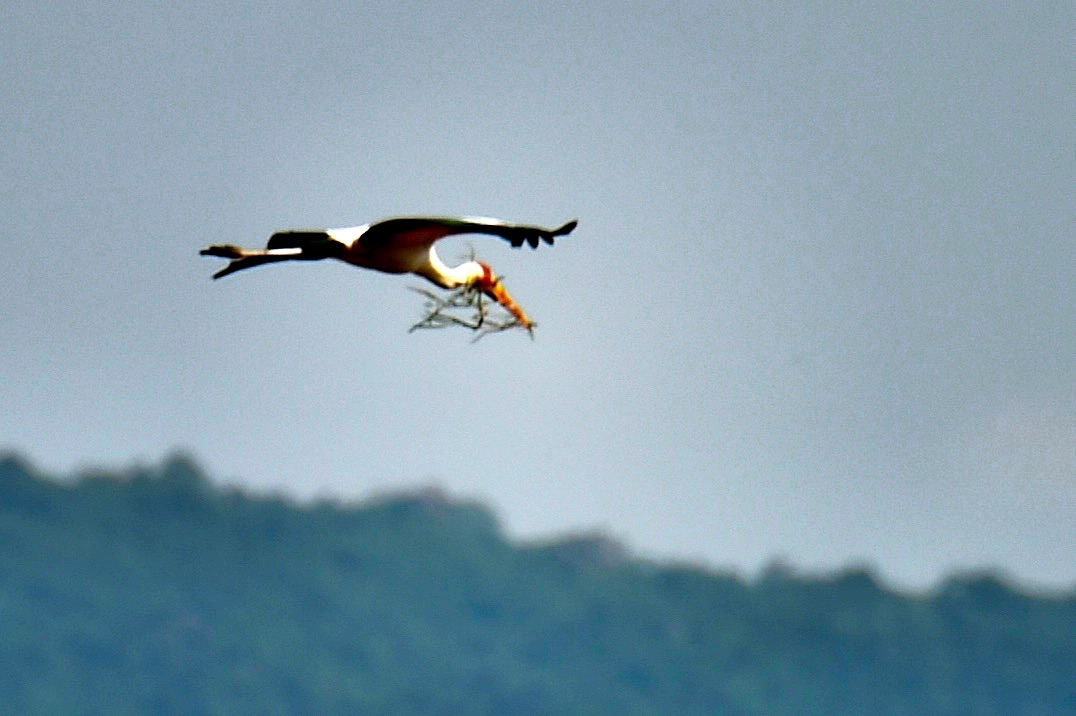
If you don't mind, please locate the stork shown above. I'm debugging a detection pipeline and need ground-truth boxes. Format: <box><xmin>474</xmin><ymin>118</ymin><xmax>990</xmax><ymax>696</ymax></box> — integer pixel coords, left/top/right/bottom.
<box><xmin>200</xmin><ymin>216</ymin><xmax>576</xmax><ymax>332</ymax></box>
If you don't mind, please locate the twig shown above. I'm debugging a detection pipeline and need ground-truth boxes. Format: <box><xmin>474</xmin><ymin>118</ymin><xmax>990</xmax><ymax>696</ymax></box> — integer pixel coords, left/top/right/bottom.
<box><xmin>408</xmin><ymin>285</ymin><xmax>526</xmax><ymax>340</ymax></box>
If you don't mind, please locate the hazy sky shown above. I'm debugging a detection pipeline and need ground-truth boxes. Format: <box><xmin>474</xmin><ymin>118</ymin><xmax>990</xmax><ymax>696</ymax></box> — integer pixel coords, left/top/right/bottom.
<box><xmin>2</xmin><ymin>2</ymin><xmax>1072</xmax><ymax>590</ymax></box>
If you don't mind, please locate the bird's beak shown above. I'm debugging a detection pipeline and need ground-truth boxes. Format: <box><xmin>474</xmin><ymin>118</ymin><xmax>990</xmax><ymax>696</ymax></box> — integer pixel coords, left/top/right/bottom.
<box><xmin>484</xmin><ymin>278</ymin><xmax>535</xmax><ymax>334</ymax></box>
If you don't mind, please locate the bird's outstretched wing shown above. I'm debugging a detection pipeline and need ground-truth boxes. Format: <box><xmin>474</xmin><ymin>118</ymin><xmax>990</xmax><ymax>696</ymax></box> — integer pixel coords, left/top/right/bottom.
<box><xmin>358</xmin><ymin>216</ymin><xmax>577</xmax><ymax>251</ymax></box>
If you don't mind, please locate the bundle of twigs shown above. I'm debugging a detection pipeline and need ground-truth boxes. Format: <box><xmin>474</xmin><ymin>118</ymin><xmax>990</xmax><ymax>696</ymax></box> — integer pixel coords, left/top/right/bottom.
<box><xmin>408</xmin><ymin>285</ymin><xmax>529</xmax><ymax>340</ymax></box>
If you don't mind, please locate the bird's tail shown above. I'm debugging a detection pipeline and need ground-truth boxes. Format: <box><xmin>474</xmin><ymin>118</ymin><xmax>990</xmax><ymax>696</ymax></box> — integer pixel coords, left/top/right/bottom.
<box><xmin>199</xmin><ymin>245</ymin><xmax>302</xmax><ymax>280</ymax></box>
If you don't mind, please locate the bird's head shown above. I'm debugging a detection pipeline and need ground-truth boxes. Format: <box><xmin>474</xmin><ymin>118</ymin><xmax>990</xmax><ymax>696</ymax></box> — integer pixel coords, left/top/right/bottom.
<box><xmin>472</xmin><ymin>261</ymin><xmax>535</xmax><ymax>333</ymax></box>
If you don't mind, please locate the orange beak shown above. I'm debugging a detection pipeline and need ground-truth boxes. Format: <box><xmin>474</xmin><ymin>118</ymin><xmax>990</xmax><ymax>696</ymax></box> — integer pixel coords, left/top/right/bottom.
<box><xmin>483</xmin><ymin>277</ymin><xmax>534</xmax><ymax>333</ymax></box>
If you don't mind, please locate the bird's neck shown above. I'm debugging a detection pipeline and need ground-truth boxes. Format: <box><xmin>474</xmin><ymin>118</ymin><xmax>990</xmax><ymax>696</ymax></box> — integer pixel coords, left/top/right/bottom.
<box><xmin>425</xmin><ymin>246</ymin><xmax>482</xmax><ymax>289</ymax></box>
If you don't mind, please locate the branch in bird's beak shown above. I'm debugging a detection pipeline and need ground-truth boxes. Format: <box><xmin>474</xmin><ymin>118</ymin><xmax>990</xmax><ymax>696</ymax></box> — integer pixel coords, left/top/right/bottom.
<box><xmin>478</xmin><ymin>275</ymin><xmax>535</xmax><ymax>336</ymax></box>
<box><xmin>408</xmin><ymin>280</ymin><xmax>533</xmax><ymax>340</ymax></box>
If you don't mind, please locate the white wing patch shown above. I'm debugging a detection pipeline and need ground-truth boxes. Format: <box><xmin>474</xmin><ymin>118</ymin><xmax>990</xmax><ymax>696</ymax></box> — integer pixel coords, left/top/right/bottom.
<box><xmin>326</xmin><ymin>224</ymin><xmax>371</xmax><ymax>248</ymax></box>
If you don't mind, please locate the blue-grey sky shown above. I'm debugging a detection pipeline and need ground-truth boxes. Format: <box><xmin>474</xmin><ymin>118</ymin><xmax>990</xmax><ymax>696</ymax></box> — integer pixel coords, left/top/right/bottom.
<box><xmin>2</xmin><ymin>2</ymin><xmax>1072</xmax><ymax>590</ymax></box>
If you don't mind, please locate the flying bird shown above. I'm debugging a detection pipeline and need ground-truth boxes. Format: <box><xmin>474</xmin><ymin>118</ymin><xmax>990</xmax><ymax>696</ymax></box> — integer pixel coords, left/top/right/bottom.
<box><xmin>200</xmin><ymin>216</ymin><xmax>577</xmax><ymax>332</ymax></box>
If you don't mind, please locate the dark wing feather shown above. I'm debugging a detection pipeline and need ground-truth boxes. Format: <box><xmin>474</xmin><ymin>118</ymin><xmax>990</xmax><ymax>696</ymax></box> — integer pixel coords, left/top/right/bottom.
<box><xmin>265</xmin><ymin>230</ymin><xmax>347</xmax><ymax>260</ymax></box>
<box><xmin>358</xmin><ymin>217</ymin><xmax>577</xmax><ymax>251</ymax></box>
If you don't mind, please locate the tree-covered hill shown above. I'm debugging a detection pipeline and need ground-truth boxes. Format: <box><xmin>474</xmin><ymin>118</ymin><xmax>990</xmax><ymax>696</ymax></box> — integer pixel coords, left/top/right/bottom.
<box><xmin>1</xmin><ymin>453</ymin><xmax>1072</xmax><ymax>714</ymax></box>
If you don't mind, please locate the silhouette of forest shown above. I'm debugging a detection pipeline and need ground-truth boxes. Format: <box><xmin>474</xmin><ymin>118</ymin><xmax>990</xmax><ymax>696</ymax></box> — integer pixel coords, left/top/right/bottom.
<box><xmin>1</xmin><ymin>453</ymin><xmax>1072</xmax><ymax>714</ymax></box>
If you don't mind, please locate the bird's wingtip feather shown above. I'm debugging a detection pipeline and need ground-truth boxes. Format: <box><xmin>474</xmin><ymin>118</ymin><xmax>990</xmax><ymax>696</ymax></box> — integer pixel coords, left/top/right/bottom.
<box><xmin>555</xmin><ymin>219</ymin><xmax>578</xmax><ymax>236</ymax></box>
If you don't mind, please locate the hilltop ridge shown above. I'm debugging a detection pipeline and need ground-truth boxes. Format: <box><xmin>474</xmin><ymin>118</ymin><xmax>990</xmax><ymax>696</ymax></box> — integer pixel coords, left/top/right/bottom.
<box><xmin>2</xmin><ymin>453</ymin><xmax>1072</xmax><ymax>714</ymax></box>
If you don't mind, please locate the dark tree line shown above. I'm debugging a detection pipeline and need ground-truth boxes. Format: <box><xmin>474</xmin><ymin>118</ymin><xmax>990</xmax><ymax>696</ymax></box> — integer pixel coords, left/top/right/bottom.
<box><xmin>1</xmin><ymin>454</ymin><xmax>1072</xmax><ymax>714</ymax></box>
